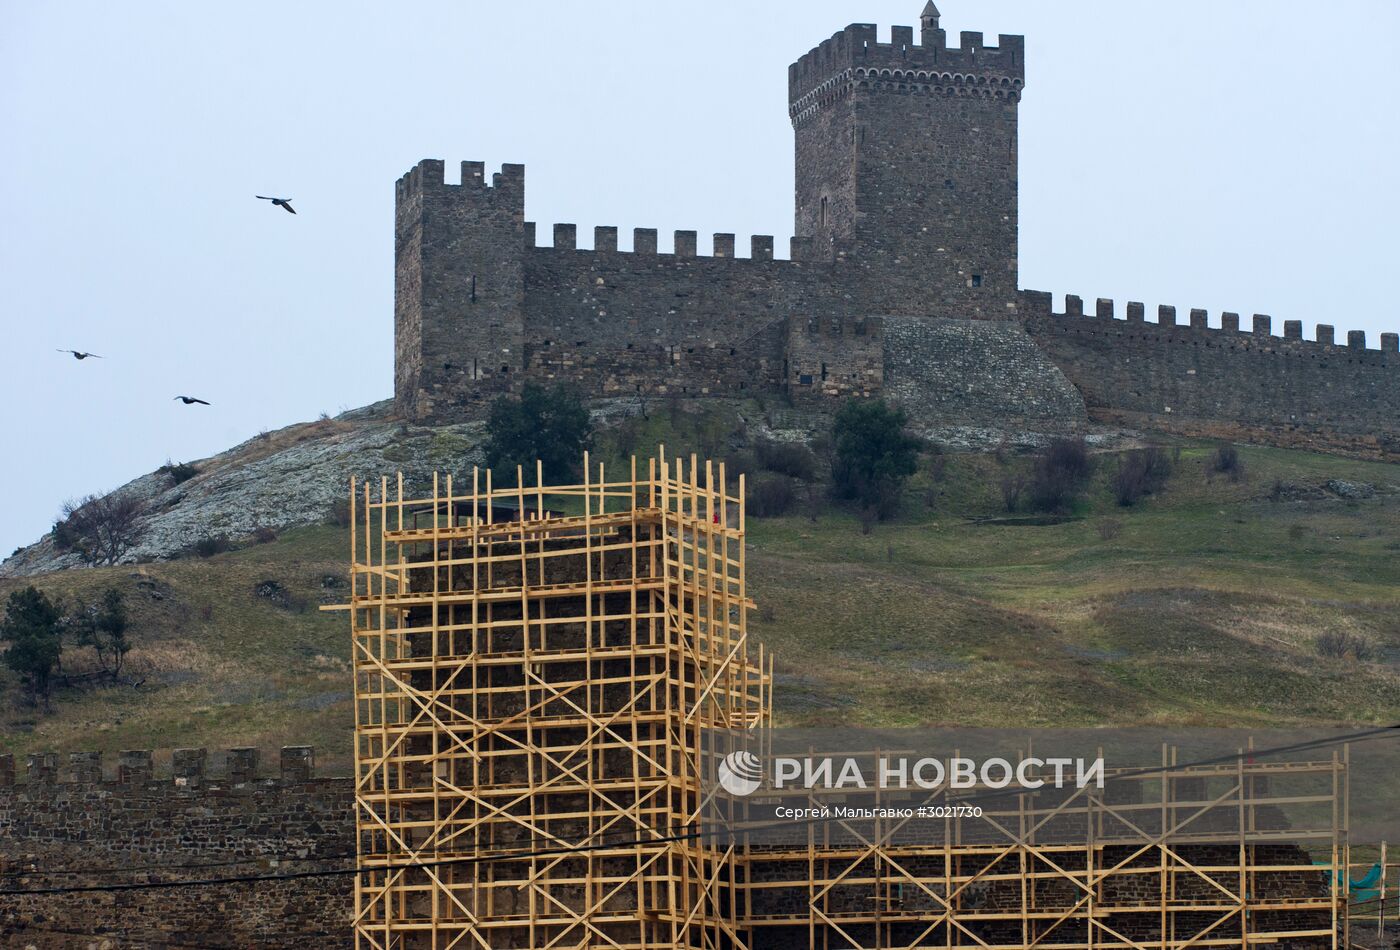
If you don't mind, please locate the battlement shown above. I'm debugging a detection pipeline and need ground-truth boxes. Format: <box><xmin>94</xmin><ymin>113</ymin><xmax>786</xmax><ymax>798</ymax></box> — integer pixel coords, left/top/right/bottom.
<box><xmin>525</xmin><ymin>225</ymin><xmax>817</xmax><ymax>262</ymax></box>
<box><xmin>394</xmin><ymin>158</ymin><xmax>524</xmax><ymax>208</ymax></box>
<box><xmin>789</xmin><ymin>18</ymin><xmax>1024</xmax><ymax>112</ymax></box>
<box><xmin>393</xmin><ymin>9</ymin><xmax>1396</xmax><ymax>461</ymax></box>
<box><xmin>0</xmin><ymin>745</ymin><xmax>322</xmax><ymax>787</ymax></box>
<box><xmin>1023</xmin><ymin>290</ymin><xmax>1399</xmax><ymax>359</ymax></box>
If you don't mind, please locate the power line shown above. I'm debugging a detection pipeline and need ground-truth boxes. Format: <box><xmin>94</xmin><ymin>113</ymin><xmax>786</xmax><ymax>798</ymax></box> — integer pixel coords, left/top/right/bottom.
<box><xmin>4</xmin><ymin>723</ymin><xmax>1394</xmax><ymax>898</ymax></box>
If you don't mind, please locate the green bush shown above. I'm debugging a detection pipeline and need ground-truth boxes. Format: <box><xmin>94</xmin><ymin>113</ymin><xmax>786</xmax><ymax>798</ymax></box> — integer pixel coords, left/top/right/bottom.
<box><xmin>159</xmin><ymin>460</ymin><xmax>199</xmax><ymax>485</ymax></box>
<box><xmin>50</xmin><ymin>517</ymin><xmax>76</xmax><ymax>551</ymax></box>
<box><xmin>192</xmin><ymin>534</ymin><xmax>233</xmax><ymax>558</ymax></box>
<box><xmin>829</xmin><ymin>399</ymin><xmax>921</xmax><ymax>520</ymax></box>
<box><xmin>485</xmin><ymin>383</ymin><xmax>593</xmax><ymax>485</ymax></box>
<box><xmin>70</xmin><ymin>588</ymin><xmax>131</xmax><ymax>680</ymax></box>
<box><xmin>1</xmin><ymin>586</ymin><xmax>63</xmax><ymax>709</ymax></box>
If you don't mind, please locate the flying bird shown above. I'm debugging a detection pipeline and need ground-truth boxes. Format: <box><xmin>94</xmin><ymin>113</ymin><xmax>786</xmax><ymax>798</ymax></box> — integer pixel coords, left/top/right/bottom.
<box><xmin>255</xmin><ymin>195</ymin><xmax>296</xmax><ymax>214</ymax></box>
<box><xmin>57</xmin><ymin>349</ymin><xmax>103</xmax><ymax>360</ymax></box>
<box><xmin>173</xmin><ymin>396</ymin><xmax>211</xmax><ymax>406</ymax></box>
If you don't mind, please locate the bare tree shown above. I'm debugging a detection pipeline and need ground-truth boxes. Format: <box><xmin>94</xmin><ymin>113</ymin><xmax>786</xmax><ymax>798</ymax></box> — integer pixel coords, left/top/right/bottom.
<box><xmin>56</xmin><ymin>493</ymin><xmax>144</xmax><ymax>566</ymax></box>
<box><xmin>999</xmin><ymin>474</ymin><xmax>1026</xmax><ymax>513</ymax></box>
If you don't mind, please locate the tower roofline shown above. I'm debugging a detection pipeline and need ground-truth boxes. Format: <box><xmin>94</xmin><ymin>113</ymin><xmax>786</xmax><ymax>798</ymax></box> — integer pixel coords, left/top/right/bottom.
<box><xmin>788</xmin><ymin>21</ymin><xmax>1024</xmax><ymax>113</ymax></box>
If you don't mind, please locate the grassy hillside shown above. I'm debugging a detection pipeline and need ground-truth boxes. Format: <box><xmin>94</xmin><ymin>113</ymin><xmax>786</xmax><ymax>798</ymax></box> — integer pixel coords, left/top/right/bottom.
<box><xmin>3</xmin><ymin>430</ymin><xmax>1398</xmax><ymax>774</ymax></box>
<box><xmin>749</xmin><ymin>443</ymin><xmax>1400</xmax><ymax>728</ymax></box>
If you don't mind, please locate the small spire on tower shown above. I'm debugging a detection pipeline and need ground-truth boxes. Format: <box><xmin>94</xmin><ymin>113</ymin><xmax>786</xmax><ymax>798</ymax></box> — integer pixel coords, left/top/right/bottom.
<box><xmin>920</xmin><ymin>1</ymin><xmax>941</xmax><ymax>43</ymax></box>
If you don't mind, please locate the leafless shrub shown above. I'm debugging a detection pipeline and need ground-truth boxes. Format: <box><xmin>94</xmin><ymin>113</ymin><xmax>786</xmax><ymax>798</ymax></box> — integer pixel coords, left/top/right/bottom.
<box><xmin>755</xmin><ymin>439</ymin><xmax>817</xmax><ymax>481</ymax></box>
<box><xmin>747</xmin><ymin>475</ymin><xmax>797</xmax><ymax>518</ymax></box>
<box><xmin>1210</xmin><ymin>443</ymin><xmax>1244</xmax><ymax>483</ymax></box>
<box><xmin>723</xmin><ymin>450</ymin><xmax>758</xmax><ymax>484</ymax></box>
<box><xmin>1113</xmin><ymin>447</ymin><xmax>1172</xmax><ymax>506</ymax></box>
<box><xmin>613</xmin><ymin>418</ymin><xmax>644</xmax><ymax>460</ymax></box>
<box><xmin>999</xmin><ymin>474</ymin><xmax>1026</xmax><ymax>513</ymax></box>
<box><xmin>1097</xmin><ymin>518</ymin><xmax>1123</xmax><ymax>541</ymax></box>
<box><xmin>329</xmin><ymin>498</ymin><xmax>352</xmax><ymax>528</ymax></box>
<box><xmin>1315</xmin><ymin>631</ymin><xmax>1375</xmax><ymax>662</ymax></box>
<box><xmin>1028</xmin><ymin>438</ymin><xmax>1092</xmax><ymax>513</ymax></box>
<box><xmin>926</xmin><ymin>449</ymin><xmax>948</xmax><ymax>483</ymax></box>
<box><xmin>56</xmin><ymin>494</ymin><xmax>145</xmax><ymax>566</ymax></box>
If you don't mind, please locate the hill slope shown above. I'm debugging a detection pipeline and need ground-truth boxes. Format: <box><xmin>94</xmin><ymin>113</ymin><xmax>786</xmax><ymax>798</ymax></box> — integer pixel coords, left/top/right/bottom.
<box><xmin>2</xmin><ymin>401</ymin><xmax>1398</xmax><ymax>772</ymax></box>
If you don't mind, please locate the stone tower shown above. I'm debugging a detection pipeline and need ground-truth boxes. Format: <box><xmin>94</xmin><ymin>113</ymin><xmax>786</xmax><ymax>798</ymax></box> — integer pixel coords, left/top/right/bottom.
<box><xmin>394</xmin><ymin>160</ymin><xmax>526</xmax><ymax>420</ymax></box>
<box><xmin>789</xmin><ymin>2</ymin><xmax>1025</xmax><ymax>318</ymax></box>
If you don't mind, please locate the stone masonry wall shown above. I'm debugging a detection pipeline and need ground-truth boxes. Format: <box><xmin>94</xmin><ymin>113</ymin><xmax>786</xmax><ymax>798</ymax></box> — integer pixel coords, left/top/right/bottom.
<box><xmin>1023</xmin><ymin>291</ymin><xmax>1400</xmax><ymax>459</ymax></box>
<box><xmin>390</xmin><ymin>7</ymin><xmax>1399</xmax><ymax>462</ymax></box>
<box><xmin>790</xmin><ymin>22</ymin><xmax>1025</xmax><ymax>321</ymax></box>
<box><xmin>0</xmin><ymin>747</ymin><xmax>354</xmax><ymax>949</ymax></box>
<box><xmin>521</xmin><ymin>233</ymin><xmax>842</xmax><ymax>399</ymax></box>
<box><xmin>395</xmin><ymin>160</ymin><xmax>527</xmax><ymax>421</ymax></box>
<box><xmin>0</xmin><ymin>745</ymin><xmax>1338</xmax><ymax>947</ymax></box>
<box><xmin>882</xmin><ymin>315</ymin><xmax>1087</xmax><ymax>442</ymax></box>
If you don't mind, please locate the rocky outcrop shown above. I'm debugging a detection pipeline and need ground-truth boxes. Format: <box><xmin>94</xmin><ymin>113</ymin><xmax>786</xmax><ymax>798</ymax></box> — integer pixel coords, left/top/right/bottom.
<box><xmin>0</xmin><ymin>401</ymin><xmax>486</xmax><ymax>578</ymax></box>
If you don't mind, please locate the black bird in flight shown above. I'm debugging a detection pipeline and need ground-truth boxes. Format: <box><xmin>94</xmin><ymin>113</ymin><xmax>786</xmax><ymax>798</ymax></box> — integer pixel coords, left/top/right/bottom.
<box><xmin>57</xmin><ymin>349</ymin><xmax>103</xmax><ymax>360</ymax></box>
<box><xmin>174</xmin><ymin>396</ymin><xmax>211</xmax><ymax>406</ymax></box>
<box><xmin>255</xmin><ymin>195</ymin><xmax>296</xmax><ymax>214</ymax></box>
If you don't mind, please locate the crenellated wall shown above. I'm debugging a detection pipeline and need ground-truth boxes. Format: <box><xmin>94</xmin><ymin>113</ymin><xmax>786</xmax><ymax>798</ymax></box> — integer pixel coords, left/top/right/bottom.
<box><xmin>395</xmin><ymin>160</ymin><xmax>527</xmax><ymax>420</ymax></box>
<box><xmin>521</xmin><ymin>225</ymin><xmax>848</xmax><ymax>400</ymax></box>
<box><xmin>1022</xmin><ymin>291</ymin><xmax>1400</xmax><ymax>458</ymax></box>
<box><xmin>0</xmin><ymin>747</ymin><xmax>354</xmax><ymax>949</ymax></box>
<box><xmin>789</xmin><ymin>19</ymin><xmax>1023</xmax><ymax>318</ymax></box>
<box><xmin>390</xmin><ymin>5</ymin><xmax>1398</xmax><ymax>460</ymax></box>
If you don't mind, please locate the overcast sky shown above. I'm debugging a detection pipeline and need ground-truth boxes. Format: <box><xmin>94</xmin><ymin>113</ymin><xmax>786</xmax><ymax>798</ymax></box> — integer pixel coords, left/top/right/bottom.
<box><xmin>1</xmin><ymin>0</ymin><xmax>1397</xmax><ymax>555</ymax></box>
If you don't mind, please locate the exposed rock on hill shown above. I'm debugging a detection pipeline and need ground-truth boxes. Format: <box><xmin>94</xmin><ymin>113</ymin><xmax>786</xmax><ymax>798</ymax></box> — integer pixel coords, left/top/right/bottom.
<box><xmin>1</xmin><ymin>401</ymin><xmax>485</xmax><ymax>578</ymax></box>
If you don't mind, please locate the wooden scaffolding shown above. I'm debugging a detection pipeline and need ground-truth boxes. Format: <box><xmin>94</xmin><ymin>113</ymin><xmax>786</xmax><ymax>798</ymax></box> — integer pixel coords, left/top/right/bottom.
<box><xmin>348</xmin><ymin>450</ymin><xmax>771</xmax><ymax>949</ymax></box>
<box><xmin>345</xmin><ymin>450</ymin><xmax>1349</xmax><ymax>950</ymax></box>
<box><xmin>739</xmin><ymin>748</ymin><xmax>1349</xmax><ymax>950</ymax></box>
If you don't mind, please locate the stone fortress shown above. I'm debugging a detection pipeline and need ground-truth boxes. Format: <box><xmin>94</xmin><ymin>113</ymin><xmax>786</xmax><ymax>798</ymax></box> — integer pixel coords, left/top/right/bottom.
<box><xmin>393</xmin><ymin>2</ymin><xmax>1398</xmax><ymax>458</ymax></box>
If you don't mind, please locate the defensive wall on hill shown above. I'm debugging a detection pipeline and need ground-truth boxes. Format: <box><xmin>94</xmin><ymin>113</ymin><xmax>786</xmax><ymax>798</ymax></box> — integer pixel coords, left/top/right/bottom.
<box><xmin>0</xmin><ymin>747</ymin><xmax>354</xmax><ymax>949</ymax></box>
<box><xmin>0</xmin><ymin>737</ymin><xmax>1344</xmax><ymax>947</ymax></box>
<box><xmin>1022</xmin><ymin>291</ymin><xmax>1400</xmax><ymax>458</ymax></box>
<box><xmin>390</xmin><ymin>3</ymin><xmax>1398</xmax><ymax>459</ymax></box>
